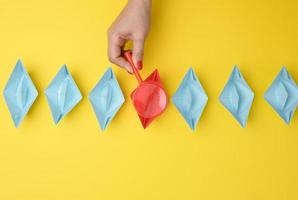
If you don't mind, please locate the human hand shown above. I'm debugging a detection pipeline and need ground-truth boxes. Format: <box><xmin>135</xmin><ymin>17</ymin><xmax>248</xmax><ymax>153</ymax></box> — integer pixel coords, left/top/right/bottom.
<box><xmin>108</xmin><ymin>0</ymin><xmax>151</xmax><ymax>74</ymax></box>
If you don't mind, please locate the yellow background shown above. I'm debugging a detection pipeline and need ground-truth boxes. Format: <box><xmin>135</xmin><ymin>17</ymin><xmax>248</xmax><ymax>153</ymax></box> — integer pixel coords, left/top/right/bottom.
<box><xmin>0</xmin><ymin>0</ymin><xmax>297</xmax><ymax>199</ymax></box>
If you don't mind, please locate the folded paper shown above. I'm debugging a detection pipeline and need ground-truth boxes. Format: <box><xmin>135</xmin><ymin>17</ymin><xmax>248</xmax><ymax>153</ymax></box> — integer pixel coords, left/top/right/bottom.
<box><xmin>219</xmin><ymin>66</ymin><xmax>254</xmax><ymax>127</ymax></box>
<box><xmin>45</xmin><ymin>65</ymin><xmax>82</xmax><ymax>124</ymax></box>
<box><xmin>264</xmin><ymin>67</ymin><xmax>298</xmax><ymax>124</ymax></box>
<box><xmin>3</xmin><ymin>59</ymin><xmax>38</xmax><ymax>127</ymax></box>
<box><xmin>172</xmin><ymin>67</ymin><xmax>208</xmax><ymax>130</ymax></box>
<box><xmin>131</xmin><ymin>69</ymin><xmax>166</xmax><ymax>128</ymax></box>
<box><xmin>89</xmin><ymin>68</ymin><xmax>125</xmax><ymax>130</ymax></box>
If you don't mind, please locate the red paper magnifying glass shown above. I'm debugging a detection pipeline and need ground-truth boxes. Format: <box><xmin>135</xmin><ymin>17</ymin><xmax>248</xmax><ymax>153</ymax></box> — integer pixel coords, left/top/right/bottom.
<box><xmin>124</xmin><ymin>51</ymin><xmax>167</xmax><ymax>123</ymax></box>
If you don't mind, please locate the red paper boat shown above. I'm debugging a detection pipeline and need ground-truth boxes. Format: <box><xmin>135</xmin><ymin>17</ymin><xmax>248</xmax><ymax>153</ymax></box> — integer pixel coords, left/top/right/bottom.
<box><xmin>131</xmin><ymin>69</ymin><xmax>167</xmax><ymax>128</ymax></box>
<box><xmin>124</xmin><ymin>51</ymin><xmax>167</xmax><ymax>129</ymax></box>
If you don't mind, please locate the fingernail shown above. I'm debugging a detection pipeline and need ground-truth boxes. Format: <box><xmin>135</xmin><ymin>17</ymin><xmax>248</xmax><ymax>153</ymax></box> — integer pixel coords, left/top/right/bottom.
<box><xmin>137</xmin><ymin>61</ymin><xmax>143</xmax><ymax>70</ymax></box>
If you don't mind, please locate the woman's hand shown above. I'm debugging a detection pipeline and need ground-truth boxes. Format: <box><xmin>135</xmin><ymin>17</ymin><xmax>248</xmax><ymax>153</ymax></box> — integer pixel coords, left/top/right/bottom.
<box><xmin>108</xmin><ymin>0</ymin><xmax>151</xmax><ymax>73</ymax></box>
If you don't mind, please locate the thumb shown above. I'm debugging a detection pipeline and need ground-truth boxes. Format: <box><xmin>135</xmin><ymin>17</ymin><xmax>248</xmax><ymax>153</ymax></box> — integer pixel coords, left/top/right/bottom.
<box><xmin>132</xmin><ymin>38</ymin><xmax>145</xmax><ymax>70</ymax></box>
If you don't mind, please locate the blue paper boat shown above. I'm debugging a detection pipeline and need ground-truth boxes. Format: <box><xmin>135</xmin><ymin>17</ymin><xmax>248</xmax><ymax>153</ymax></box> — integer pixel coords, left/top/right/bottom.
<box><xmin>45</xmin><ymin>65</ymin><xmax>82</xmax><ymax>124</ymax></box>
<box><xmin>89</xmin><ymin>68</ymin><xmax>125</xmax><ymax>131</ymax></box>
<box><xmin>172</xmin><ymin>67</ymin><xmax>208</xmax><ymax>130</ymax></box>
<box><xmin>219</xmin><ymin>66</ymin><xmax>254</xmax><ymax>127</ymax></box>
<box><xmin>3</xmin><ymin>59</ymin><xmax>38</xmax><ymax>127</ymax></box>
<box><xmin>264</xmin><ymin>67</ymin><xmax>298</xmax><ymax>124</ymax></box>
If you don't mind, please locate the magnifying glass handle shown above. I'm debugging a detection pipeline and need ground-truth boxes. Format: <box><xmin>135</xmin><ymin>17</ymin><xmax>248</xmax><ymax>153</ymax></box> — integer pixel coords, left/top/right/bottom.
<box><xmin>124</xmin><ymin>50</ymin><xmax>143</xmax><ymax>83</ymax></box>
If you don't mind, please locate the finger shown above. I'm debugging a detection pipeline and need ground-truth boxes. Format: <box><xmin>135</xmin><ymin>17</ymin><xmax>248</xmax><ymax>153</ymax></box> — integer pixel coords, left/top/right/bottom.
<box><xmin>108</xmin><ymin>34</ymin><xmax>133</xmax><ymax>73</ymax></box>
<box><xmin>132</xmin><ymin>37</ymin><xmax>145</xmax><ymax>70</ymax></box>
<box><xmin>113</xmin><ymin>57</ymin><xmax>133</xmax><ymax>74</ymax></box>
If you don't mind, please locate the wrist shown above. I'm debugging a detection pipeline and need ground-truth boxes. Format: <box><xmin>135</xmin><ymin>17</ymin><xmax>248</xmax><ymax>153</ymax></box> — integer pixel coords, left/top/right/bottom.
<box><xmin>128</xmin><ymin>0</ymin><xmax>151</xmax><ymax>7</ymax></box>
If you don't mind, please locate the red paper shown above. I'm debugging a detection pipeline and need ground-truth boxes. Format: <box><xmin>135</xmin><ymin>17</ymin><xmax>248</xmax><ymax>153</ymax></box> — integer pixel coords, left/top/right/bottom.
<box><xmin>131</xmin><ymin>69</ymin><xmax>166</xmax><ymax>128</ymax></box>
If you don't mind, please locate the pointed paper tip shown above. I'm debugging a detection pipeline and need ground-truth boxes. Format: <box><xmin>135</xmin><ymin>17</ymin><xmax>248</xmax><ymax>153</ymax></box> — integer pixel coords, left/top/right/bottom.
<box><xmin>229</xmin><ymin>65</ymin><xmax>244</xmax><ymax>82</ymax></box>
<box><xmin>99</xmin><ymin>123</ymin><xmax>107</xmax><ymax>131</ymax></box>
<box><xmin>100</xmin><ymin>116</ymin><xmax>112</xmax><ymax>131</ymax></box>
<box><xmin>188</xmin><ymin>66</ymin><xmax>194</xmax><ymax>72</ymax></box>
<box><xmin>232</xmin><ymin>65</ymin><xmax>241</xmax><ymax>76</ymax></box>
<box><xmin>139</xmin><ymin>116</ymin><xmax>154</xmax><ymax>129</ymax></box>
<box><xmin>15</xmin><ymin>59</ymin><xmax>25</xmax><ymax>71</ymax></box>
<box><xmin>279</xmin><ymin>66</ymin><xmax>290</xmax><ymax>79</ymax></box>
<box><xmin>283</xmin><ymin>113</ymin><xmax>291</xmax><ymax>125</ymax></box>
<box><xmin>141</xmin><ymin>122</ymin><xmax>148</xmax><ymax>129</ymax></box>
<box><xmin>281</xmin><ymin>66</ymin><xmax>288</xmax><ymax>73</ymax></box>
<box><xmin>54</xmin><ymin>113</ymin><xmax>63</xmax><ymax>125</ymax></box>
<box><xmin>105</xmin><ymin>67</ymin><xmax>114</xmax><ymax>79</ymax></box>
<box><xmin>240</xmin><ymin>122</ymin><xmax>246</xmax><ymax>128</ymax></box>
<box><xmin>54</xmin><ymin>120</ymin><xmax>59</xmax><ymax>125</ymax></box>
<box><xmin>13</xmin><ymin>118</ymin><xmax>21</xmax><ymax>128</ymax></box>
<box><xmin>284</xmin><ymin>119</ymin><xmax>291</xmax><ymax>125</ymax></box>
<box><xmin>60</xmin><ymin>64</ymin><xmax>69</xmax><ymax>75</ymax></box>
<box><xmin>186</xmin><ymin>67</ymin><xmax>197</xmax><ymax>81</ymax></box>
<box><xmin>16</xmin><ymin>59</ymin><xmax>23</xmax><ymax>65</ymax></box>
<box><xmin>145</xmin><ymin>69</ymin><xmax>161</xmax><ymax>82</ymax></box>
<box><xmin>140</xmin><ymin>117</ymin><xmax>147</xmax><ymax>129</ymax></box>
<box><xmin>141</xmin><ymin>117</ymin><xmax>148</xmax><ymax>129</ymax></box>
<box><xmin>237</xmin><ymin>117</ymin><xmax>247</xmax><ymax>128</ymax></box>
<box><xmin>189</xmin><ymin>118</ymin><xmax>196</xmax><ymax>131</ymax></box>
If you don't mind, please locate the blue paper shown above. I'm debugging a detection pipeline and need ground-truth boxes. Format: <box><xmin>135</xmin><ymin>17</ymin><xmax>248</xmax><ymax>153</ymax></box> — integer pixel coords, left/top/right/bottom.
<box><xmin>264</xmin><ymin>67</ymin><xmax>298</xmax><ymax>124</ymax></box>
<box><xmin>89</xmin><ymin>68</ymin><xmax>125</xmax><ymax>130</ymax></box>
<box><xmin>219</xmin><ymin>66</ymin><xmax>254</xmax><ymax>127</ymax></box>
<box><xmin>3</xmin><ymin>59</ymin><xmax>38</xmax><ymax>127</ymax></box>
<box><xmin>172</xmin><ymin>67</ymin><xmax>208</xmax><ymax>130</ymax></box>
<box><xmin>45</xmin><ymin>65</ymin><xmax>82</xmax><ymax>124</ymax></box>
